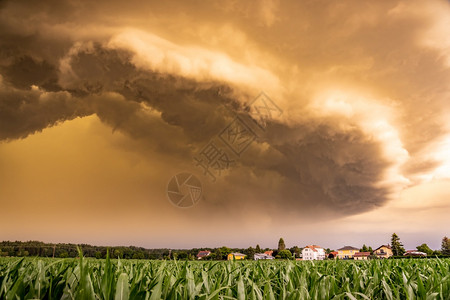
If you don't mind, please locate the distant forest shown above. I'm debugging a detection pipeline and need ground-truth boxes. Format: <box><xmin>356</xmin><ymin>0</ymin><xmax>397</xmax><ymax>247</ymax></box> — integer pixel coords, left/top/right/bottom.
<box><xmin>0</xmin><ymin>240</ymin><xmax>276</xmax><ymax>260</ymax></box>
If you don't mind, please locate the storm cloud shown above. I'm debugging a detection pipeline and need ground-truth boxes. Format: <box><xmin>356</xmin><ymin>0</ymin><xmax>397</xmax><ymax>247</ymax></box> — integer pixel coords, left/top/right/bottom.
<box><xmin>0</xmin><ymin>0</ymin><xmax>449</xmax><ymax>247</ymax></box>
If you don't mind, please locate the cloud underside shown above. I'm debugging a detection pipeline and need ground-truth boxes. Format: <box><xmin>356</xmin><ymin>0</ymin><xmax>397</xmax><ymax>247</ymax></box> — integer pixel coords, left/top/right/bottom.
<box><xmin>1</xmin><ymin>0</ymin><xmax>449</xmax><ymax>222</ymax></box>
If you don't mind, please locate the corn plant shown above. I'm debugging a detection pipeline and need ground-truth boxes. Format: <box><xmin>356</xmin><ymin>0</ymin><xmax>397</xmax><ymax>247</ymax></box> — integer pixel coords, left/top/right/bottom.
<box><xmin>0</xmin><ymin>253</ymin><xmax>449</xmax><ymax>299</ymax></box>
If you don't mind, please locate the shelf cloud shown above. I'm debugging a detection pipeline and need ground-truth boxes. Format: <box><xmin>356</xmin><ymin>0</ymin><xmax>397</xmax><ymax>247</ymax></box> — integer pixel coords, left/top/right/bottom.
<box><xmin>0</xmin><ymin>0</ymin><xmax>449</xmax><ymax>248</ymax></box>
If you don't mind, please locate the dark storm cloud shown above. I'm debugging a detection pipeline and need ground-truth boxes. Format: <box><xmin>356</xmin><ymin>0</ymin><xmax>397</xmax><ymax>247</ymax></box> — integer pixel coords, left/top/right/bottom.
<box><xmin>0</xmin><ymin>81</ymin><xmax>89</xmax><ymax>140</ymax></box>
<box><xmin>0</xmin><ymin>39</ymin><xmax>391</xmax><ymax>216</ymax></box>
<box><xmin>63</xmin><ymin>45</ymin><xmax>393</xmax><ymax>215</ymax></box>
<box><xmin>1</xmin><ymin>0</ymin><xmax>449</xmax><ymax>223</ymax></box>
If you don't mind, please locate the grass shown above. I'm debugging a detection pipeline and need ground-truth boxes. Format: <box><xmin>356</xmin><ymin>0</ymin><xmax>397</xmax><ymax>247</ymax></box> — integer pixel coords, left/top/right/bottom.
<box><xmin>0</xmin><ymin>253</ymin><xmax>449</xmax><ymax>299</ymax></box>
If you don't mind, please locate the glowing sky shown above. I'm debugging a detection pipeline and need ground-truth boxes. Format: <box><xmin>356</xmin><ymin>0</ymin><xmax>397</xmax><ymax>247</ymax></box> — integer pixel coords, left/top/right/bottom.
<box><xmin>0</xmin><ymin>0</ymin><xmax>449</xmax><ymax>250</ymax></box>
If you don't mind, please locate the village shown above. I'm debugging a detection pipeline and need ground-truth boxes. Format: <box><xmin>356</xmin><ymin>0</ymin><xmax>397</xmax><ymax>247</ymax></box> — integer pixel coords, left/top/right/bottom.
<box><xmin>196</xmin><ymin>244</ymin><xmax>431</xmax><ymax>261</ymax></box>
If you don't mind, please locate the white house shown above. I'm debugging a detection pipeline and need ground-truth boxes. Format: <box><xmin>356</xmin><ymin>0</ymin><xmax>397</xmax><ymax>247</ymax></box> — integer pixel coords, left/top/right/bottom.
<box><xmin>254</xmin><ymin>253</ymin><xmax>275</xmax><ymax>260</ymax></box>
<box><xmin>301</xmin><ymin>245</ymin><xmax>326</xmax><ymax>260</ymax></box>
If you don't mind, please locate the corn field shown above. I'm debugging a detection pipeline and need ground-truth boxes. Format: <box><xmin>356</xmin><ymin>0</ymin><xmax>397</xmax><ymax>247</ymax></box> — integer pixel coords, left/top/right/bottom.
<box><xmin>0</xmin><ymin>255</ymin><xmax>449</xmax><ymax>299</ymax></box>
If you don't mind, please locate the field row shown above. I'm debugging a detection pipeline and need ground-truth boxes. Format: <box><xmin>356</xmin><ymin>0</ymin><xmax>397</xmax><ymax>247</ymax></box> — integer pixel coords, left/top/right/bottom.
<box><xmin>0</xmin><ymin>256</ymin><xmax>449</xmax><ymax>299</ymax></box>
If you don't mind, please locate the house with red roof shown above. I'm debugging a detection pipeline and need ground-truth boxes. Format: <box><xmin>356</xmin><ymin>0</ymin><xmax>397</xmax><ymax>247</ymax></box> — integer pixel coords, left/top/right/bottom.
<box><xmin>196</xmin><ymin>250</ymin><xmax>211</xmax><ymax>260</ymax></box>
<box><xmin>328</xmin><ymin>251</ymin><xmax>339</xmax><ymax>259</ymax></box>
<box><xmin>301</xmin><ymin>245</ymin><xmax>326</xmax><ymax>260</ymax></box>
<box><xmin>354</xmin><ymin>252</ymin><xmax>371</xmax><ymax>260</ymax></box>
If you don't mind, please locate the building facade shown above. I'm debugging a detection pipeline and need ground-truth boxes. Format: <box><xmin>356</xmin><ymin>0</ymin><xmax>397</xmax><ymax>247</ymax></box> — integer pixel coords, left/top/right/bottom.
<box><xmin>337</xmin><ymin>246</ymin><xmax>360</xmax><ymax>259</ymax></box>
<box><xmin>328</xmin><ymin>251</ymin><xmax>339</xmax><ymax>259</ymax></box>
<box><xmin>354</xmin><ymin>252</ymin><xmax>370</xmax><ymax>260</ymax></box>
<box><xmin>301</xmin><ymin>245</ymin><xmax>326</xmax><ymax>260</ymax></box>
<box><xmin>196</xmin><ymin>250</ymin><xmax>211</xmax><ymax>259</ymax></box>
<box><xmin>227</xmin><ymin>253</ymin><xmax>246</xmax><ymax>260</ymax></box>
<box><xmin>254</xmin><ymin>253</ymin><xmax>275</xmax><ymax>260</ymax></box>
<box><xmin>374</xmin><ymin>245</ymin><xmax>393</xmax><ymax>258</ymax></box>
<box><xmin>404</xmin><ymin>250</ymin><xmax>427</xmax><ymax>257</ymax></box>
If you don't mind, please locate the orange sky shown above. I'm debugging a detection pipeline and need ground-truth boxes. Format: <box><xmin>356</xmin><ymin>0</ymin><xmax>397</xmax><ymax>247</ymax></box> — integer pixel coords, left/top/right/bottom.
<box><xmin>0</xmin><ymin>0</ymin><xmax>449</xmax><ymax>250</ymax></box>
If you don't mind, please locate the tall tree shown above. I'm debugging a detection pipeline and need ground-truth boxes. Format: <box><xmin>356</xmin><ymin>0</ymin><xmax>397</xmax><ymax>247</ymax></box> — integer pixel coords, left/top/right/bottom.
<box><xmin>442</xmin><ymin>236</ymin><xmax>450</xmax><ymax>255</ymax></box>
<box><xmin>214</xmin><ymin>249</ymin><xmax>222</xmax><ymax>260</ymax></box>
<box><xmin>360</xmin><ymin>244</ymin><xmax>369</xmax><ymax>252</ymax></box>
<box><xmin>390</xmin><ymin>233</ymin><xmax>405</xmax><ymax>256</ymax></box>
<box><xmin>278</xmin><ymin>238</ymin><xmax>286</xmax><ymax>251</ymax></box>
<box><xmin>255</xmin><ymin>244</ymin><xmax>262</xmax><ymax>253</ymax></box>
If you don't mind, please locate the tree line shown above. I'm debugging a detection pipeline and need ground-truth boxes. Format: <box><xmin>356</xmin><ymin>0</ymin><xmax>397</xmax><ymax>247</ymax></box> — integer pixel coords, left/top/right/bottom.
<box><xmin>0</xmin><ymin>241</ymin><xmax>271</xmax><ymax>260</ymax></box>
<box><xmin>1</xmin><ymin>235</ymin><xmax>449</xmax><ymax>260</ymax></box>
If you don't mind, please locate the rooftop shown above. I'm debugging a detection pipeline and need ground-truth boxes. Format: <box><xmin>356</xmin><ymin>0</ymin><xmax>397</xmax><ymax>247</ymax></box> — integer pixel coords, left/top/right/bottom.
<box><xmin>374</xmin><ymin>245</ymin><xmax>391</xmax><ymax>251</ymax></box>
<box><xmin>337</xmin><ymin>246</ymin><xmax>359</xmax><ymax>251</ymax></box>
<box><xmin>197</xmin><ymin>251</ymin><xmax>211</xmax><ymax>257</ymax></box>
<box><xmin>304</xmin><ymin>245</ymin><xmax>323</xmax><ymax>252</ymax></box>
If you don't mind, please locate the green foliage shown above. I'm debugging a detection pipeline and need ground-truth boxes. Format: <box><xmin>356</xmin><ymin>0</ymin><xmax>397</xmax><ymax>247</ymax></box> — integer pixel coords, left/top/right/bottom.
<box><xmin>360</xmin><ymin>245</ymin><xmax>374</xmax><ymax>255</ymax></box>
<box><xmin>442</xmin><ymin>236</ymin><xmax>450</xmax><ymax>255</ymax></box>
<box><xmin>278</xmin><ymin>238</ymin><xmax>286</xmax><ymax>251</ymax></box>
<box><xmin>360</xmin><ymin>244</ymin><xmax>369</xmax><ymax>252</ymax></box>
<box><xmin>0</xmin><ymin>256</ymin><xmax>449</xmax><ymax>299</ymax></box>
<box><xmin>216</xmin><ymin>247</ymin><xmax>231</xmax><ymax>260</ymax></box>
<box><xmin>244</xmin><ymin>247</ymin><xmax>255</xmax><ymax>259</ymax></box>
<box><xmin>416</xmin><ymin>243</ymin><xmax>434</xmax><ymax>256</ymax></box>
<box><xmin>113</xmin><ymin>249</ymin><xmax>123</xmax><ymax>259</ymax></box>
<box><xmin>277</xmin><ymin>249</ymin><xmax>292</xmax><ymax>259</ymax></box>
<box><xmin>0</xmin><ymin>241</ymin><xmax>172</xmax><ymax>260</ymax></box>
<box><xmin>289</xmin><ymin>246</ymin><xmax>301</xmax><ymax>258</ymax></box>
<box><xmin>391</xmin><ymin>233</ymin><xmax>406</xmax><ymax>256</ymax></box>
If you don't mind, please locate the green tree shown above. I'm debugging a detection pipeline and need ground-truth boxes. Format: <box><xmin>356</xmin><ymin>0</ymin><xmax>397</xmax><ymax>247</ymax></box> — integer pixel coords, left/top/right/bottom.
<box><xmin>416</xmin><ymin>243</ymin><xmax>433</xmax><ymax>256</ymax></box>
<box><xmin>133</xmin><ymin>252</ymin><xmax>145</xmax><ymax>259</ymax></box>
<box><xmin>289</xmin><ymin>246</ymin><xmax>301</xmax><ymax>258</ymax></box>
<box><xmin>113</xmin><ymin>249</ymin><xmax>123</xmax><ymax>259</ymax></box>
<box><xmin>278</xmin><ymin>238</ymin><xmax>286</xmax><ymax>251</ymax></box>
<box><xmin>176</xmin><ymin>251</ymin><xmax>188</xmax><ymax>260</ymax></box>
<box><xmin>217</xmin><ymin>247</ymin><xmax>231</xmax><ymax>260</ymax></box>
<box><xmin>360</xmin><ymin>244</ymin><xmax>369</xmax><ymax>252</ymax></box>
<box><xmin>368</xmin><ymin>246</ymin><xmax>373</xmax><ymax>254</ymax></box>
<box><xmin>278</xmin><ymin>249</ymin><xmax>292</xmax><ymax>259</ymax></box>
<box><xmin>390</xmin><ymin>233</ymin><xmax>405</xmax><ymax>256</ymax></box>
<box><xmin>442</xmin><ymin>236</ymin><xmax>450</xmax><ymax>255</ymax></box>
<box><xmin>245</xmin><ymin>247</ymin><xmax>255</xmax><ymax>259</ymax></box>
<box><xmin>214</xmin><ymin>249</ymin><xmax>222</xmax><ymax>260</ymax></box>
<box><xmin>255</xmin><ymin>244</ymin><xmax>262</xmax><ymax>253</ymax></box>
